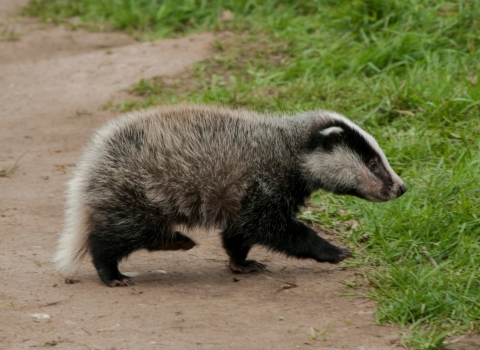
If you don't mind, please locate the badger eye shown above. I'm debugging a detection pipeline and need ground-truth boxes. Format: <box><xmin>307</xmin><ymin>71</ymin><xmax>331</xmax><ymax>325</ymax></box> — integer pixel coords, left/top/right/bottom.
<box><xmin>369</xmin><ymin>161</ymin><xmax>378</xmax><ymax>171</ymax></box>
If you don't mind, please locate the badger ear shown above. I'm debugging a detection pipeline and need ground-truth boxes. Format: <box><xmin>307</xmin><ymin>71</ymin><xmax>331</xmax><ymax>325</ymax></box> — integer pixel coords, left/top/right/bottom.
<box><xmin>319</xmin><ymin>126</ymin><xmax>343</xmax><ymax>137</ymax></box>
<box><xmin>317</xmin><ymin>126</ymin><xmax>343</xmax><ymax>151</ymax></box>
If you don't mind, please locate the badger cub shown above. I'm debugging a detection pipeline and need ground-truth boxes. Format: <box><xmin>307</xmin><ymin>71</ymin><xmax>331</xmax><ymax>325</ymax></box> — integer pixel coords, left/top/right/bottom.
<box><xmin>55</xmin><ymin>104</ymin><xmax>407</xmax><ymax>287</ymax></box>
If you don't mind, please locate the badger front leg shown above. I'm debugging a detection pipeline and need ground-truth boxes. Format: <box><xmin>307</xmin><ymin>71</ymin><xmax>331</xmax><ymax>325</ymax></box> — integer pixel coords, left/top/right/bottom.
<box><xmin>221</xmin><ymin>214</ymin><xmax>352</xmax><ymax>274</ymax></box>
<box><xmin>270</xmin><ymin>220</ymin><xmax>353</xmax><ymax>264</ymax></box>
<box><xmin>221</xmin><ymin>234</ymin><xmax>266</xmax><ymax>273</ymax></box>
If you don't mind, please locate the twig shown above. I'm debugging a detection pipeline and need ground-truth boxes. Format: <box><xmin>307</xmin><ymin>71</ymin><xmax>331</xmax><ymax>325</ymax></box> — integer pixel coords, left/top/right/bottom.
<box><xmin>422</xmin><ymin>246</ymin><xmax>438</xmax><ymax>267</ymax></box>
<box><xmin>266</xmin><ymin>276</ymin><xmax>298</xmax><ymax>293</ymax></box>
<box><xmin>42</xmin><ymin>298</ymin><xmax>69</xmax><ymax>307</ymax></box>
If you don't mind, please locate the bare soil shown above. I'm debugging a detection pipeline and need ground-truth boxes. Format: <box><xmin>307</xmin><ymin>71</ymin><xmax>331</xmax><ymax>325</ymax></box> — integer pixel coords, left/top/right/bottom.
<box><xmin>2</xmin><ymin>2</ymin><xmax>478</xmax><ymax>350</ymax></box>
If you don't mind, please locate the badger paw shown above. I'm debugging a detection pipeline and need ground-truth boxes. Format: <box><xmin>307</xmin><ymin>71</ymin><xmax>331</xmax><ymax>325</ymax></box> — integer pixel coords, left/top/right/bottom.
<box><xmin>326</xmin><ymin>248</ymin><xmax>353</xmax><ymax>264</ymax></box>
<box><xmin>315</xmin><ymin>247</ymin><xmax>353</xmax><ymax>264</ymax></box>
<box><xmin>228</xmin><ymin>259</ymin><xmax>267</xmax><ymax>274</ymax></box>
<box><xmin>332</xmin><ymin>248</ymin><xmax>353</xmax><ymax>263</ymax></box>
<box><xmin>149</xmin><ymin>233</ymin><xmax>196</xmax><ymax>251</ymax></box>
<box><xmin>162</xmin><ymin>239</ymin><xmax>196</xmax><ymax>251</ymax></box>
<box><xmin>108</xmin><ymin>274</ymin><xmax>134</xmax><ymax>287</ymax></box>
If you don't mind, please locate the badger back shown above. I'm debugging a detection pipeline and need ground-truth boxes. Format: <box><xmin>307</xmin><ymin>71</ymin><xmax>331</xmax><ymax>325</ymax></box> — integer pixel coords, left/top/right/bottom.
<box><xmin>75</xmin><ymin>105</ymin><xmax>297</xmax><ymax>230</ymax></box>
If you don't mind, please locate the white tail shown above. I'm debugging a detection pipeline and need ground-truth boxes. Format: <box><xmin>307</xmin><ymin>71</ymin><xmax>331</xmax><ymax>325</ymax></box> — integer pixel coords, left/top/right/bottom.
<box><xmin>54</xmin><ymin>177</ymin><xmax>90</xmax><ymax>276</ymax></box>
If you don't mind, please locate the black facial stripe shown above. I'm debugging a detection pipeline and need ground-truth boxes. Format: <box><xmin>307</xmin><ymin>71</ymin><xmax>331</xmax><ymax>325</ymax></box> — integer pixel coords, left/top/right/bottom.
<box><xmin>375</xmin><ymin>159</ymin><xmax>395</xmax><ymax>196</ymax></box>
<box><xmin>332</xmin><ymin>124</ymin><xmax>393</xmax><ymax>189</ymax></box>
<box><xmin>375</xmin><ymin>160</ymin><xmax>392</xmax><ymax>182</ymax></box>
<box><xmin>342</xmin><ymin>130</ymin><xmax>376</xmax><ymax>163</ymax></box>
<box><xmin>307</xmin><ymin>121</ymin><xmax>377</xmax><ymax>158</ymax></box>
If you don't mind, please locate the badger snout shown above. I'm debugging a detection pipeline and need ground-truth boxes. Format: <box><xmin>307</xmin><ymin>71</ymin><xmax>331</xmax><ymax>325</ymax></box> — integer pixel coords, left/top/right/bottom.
<box><xmin>397</xmin><ymin>183</ymin><xmax>408</xmax><ymax>197</ymax></box>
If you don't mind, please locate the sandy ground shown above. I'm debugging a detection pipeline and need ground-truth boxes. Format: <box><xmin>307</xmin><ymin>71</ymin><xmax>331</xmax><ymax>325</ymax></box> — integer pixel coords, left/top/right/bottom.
<box><xmin>1</xmin><ymin>2</ymin><xmax>478</xmax><ymax>350</ymax></box>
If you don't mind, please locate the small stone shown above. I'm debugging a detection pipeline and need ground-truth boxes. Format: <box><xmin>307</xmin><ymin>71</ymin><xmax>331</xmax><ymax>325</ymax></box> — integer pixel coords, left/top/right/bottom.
<box><xmin>31</xmin><ymin>313</ymin><xmax>50</xmax><ymax>319</ymax></box>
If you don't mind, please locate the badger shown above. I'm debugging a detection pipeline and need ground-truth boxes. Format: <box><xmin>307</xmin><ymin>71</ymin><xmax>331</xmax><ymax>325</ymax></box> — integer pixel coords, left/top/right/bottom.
<box><xmin>54</xmin><ymin>104</ymin><xmax>407</xmax><ymax>287</ymax></box>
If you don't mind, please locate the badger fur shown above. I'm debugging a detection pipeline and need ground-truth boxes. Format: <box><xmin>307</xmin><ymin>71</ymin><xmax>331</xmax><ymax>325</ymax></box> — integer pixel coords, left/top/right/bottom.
<box><xmin>55</xmin><ymin>104</ymin><xmax>407</xmax><ymax>287</ymax></box>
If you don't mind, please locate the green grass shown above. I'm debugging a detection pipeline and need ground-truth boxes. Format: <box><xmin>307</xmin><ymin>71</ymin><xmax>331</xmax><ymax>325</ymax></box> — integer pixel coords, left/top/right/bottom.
<box><xmin>26</xmin><ymin>0</ymin><xmax>480</xmax><ymax>348</ymax></box>
<box><xmin>0</xmin><ymin>28</ymin><xmax>20</xmax><ymax>41</ymax></box>
<box><xmin>24</xmin><ymin>0</ymin><xmax>305</xmax><ymax>38</ymax></box>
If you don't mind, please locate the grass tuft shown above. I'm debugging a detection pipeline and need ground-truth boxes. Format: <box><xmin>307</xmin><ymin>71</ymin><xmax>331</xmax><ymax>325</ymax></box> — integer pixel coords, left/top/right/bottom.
<box><xmin>0</xmin><ymin>27</ymin><xmax>20</xmax><ymax>41</ymax></box>
<box><xmin>0</xmin><ymin>152</ymin><xmax>26</xmax><ymax>177</ymax></box>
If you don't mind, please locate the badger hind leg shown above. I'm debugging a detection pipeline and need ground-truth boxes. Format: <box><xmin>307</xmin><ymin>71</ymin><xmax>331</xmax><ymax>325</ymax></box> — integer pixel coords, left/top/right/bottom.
<box><xmin>89</xmin><ymin>230</ymin><xmax>136</xmax><ymax>287</ymax></box>
<box><xmin>89</xmin><ymin>222</ymin><xmax>165</xmax><ymax>287</ymax></box>
<box><xmin>222</xmin><ymin>235</ymin><xmax>266</xmax><ymax>274</ymax></box>
<box><xmin>90</xmin><ymin>225</ymin><xmax>196</xmax><ymax>287</ymax></box>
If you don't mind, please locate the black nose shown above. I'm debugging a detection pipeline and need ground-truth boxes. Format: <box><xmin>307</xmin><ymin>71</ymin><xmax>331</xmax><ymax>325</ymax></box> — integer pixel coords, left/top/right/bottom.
<box><xmin>398</xmin><ymin>183</ymin><xmax>408</xmax><ymax>196</ymax></box>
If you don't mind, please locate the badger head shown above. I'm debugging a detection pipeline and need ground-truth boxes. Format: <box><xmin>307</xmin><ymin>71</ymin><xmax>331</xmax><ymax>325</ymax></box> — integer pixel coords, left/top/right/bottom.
<box><xmin>302</xmin><ymin>113</ymin><xmax>407</xmax><ymax>202</ymax></box>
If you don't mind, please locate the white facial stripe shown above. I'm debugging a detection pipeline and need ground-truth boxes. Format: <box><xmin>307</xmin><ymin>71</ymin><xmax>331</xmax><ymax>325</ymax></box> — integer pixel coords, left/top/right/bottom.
<box><xmin>320</xmin><ymin>126</ymin><xmax>343</xmax><ymax>136</ymax></box>
<box><xmin>327</xmin><ymin>112</ymin><xmax>403</xmax><ymax>184</ymax></box>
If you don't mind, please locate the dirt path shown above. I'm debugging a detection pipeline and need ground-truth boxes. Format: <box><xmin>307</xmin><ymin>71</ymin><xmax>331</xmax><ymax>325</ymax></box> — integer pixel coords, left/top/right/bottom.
<box><xmin>0</xmin><ymin>2</ymin><xmax>410</xmax><ymax>349</ymax></box>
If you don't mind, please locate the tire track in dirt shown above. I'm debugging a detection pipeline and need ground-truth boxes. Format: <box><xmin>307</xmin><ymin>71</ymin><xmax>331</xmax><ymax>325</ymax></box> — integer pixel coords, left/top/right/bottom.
<box><xmin>0</xmin><ymin>3</ymin><xmax>406</xmax><ymax>349</ymax></box>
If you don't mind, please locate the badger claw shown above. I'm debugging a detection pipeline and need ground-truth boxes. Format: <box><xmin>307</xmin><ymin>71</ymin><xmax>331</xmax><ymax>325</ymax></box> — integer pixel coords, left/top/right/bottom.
<box><xmin>331</xmin><ymin>248</ymin><xmax>353</xmax><ymax>264</ymax></box>
<box><xmin>108</xmin><ymin>274</ymin><xmax>134</xmax><ymax>287</ymax></box>
<box><xmin>315</xmin><ymin>246</ymin><xmax>353</xmax><ymax>264</ymax></box>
